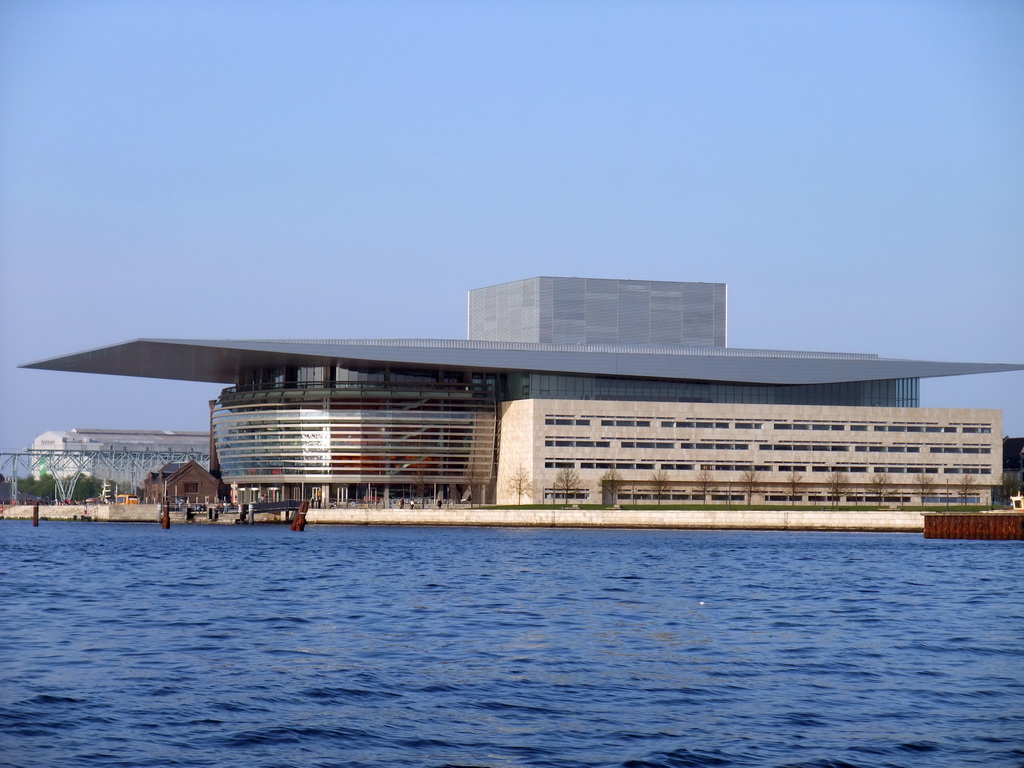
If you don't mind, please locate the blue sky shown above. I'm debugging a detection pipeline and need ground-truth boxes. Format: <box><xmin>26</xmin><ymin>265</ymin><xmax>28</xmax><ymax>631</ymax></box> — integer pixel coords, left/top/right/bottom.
<box><xmin>1</xmin><ymin>0</ymin><xmax>1022</xmax><ymax>453</ymax></box>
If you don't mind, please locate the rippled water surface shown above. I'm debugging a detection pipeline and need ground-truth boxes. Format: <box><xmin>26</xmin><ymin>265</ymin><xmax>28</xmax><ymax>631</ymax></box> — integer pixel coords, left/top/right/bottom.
<box><xmin>1</xmin><ymin>522</ymin><xmax>1022</xmax><ymax>767</ymax></box>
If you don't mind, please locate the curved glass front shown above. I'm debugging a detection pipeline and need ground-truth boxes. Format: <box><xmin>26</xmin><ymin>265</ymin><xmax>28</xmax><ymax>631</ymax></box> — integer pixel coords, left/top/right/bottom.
<box><xmin>212</xmin><ymin>382</ymin><xmax>497</xmax><ymax>496</ymax></box>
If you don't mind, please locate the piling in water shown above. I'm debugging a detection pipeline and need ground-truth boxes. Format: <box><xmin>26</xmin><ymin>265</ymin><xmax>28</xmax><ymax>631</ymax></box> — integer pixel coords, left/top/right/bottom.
<box><xmin>291</xmin><ymin>500</ymin><xmax>309</xmax><ymax>531</ymax></box>
<box><xmin>33</xmin><ymin>503</ymin><xmax>39</xmax><ymax>527</ymax></box>
<box><xmin>161</xmin><ymin>506</ymin><xmax>170</xmax><ymax>529</ymax></box>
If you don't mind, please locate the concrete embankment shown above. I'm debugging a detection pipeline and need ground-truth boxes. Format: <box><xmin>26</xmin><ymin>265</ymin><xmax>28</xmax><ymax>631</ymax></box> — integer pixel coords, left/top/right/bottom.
<box><xmin>3</xmin><ymin>504</ymin><xmax>177</xmax><ymax>523</ymax></box>
<box><xmin>1</xmin><ymin>504</ymin><xmax>926</xmax><ymax>531</ymax></box>
<box><xmin>306</xmin><ymin>506</ymin><xmax>925</xmax><ymax>532</ymax></box>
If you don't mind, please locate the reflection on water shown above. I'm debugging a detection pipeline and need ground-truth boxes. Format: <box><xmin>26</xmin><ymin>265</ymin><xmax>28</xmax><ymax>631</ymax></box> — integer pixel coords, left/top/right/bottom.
<box><xmin>1</xmin><ymin>523</ymin><xmax>1022</xmax><ymax>767</ymax></box>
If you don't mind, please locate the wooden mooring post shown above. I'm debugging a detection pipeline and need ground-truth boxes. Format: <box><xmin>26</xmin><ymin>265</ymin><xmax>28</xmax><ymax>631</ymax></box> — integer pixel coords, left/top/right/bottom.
<box><xmin>32</xmin><ymin>503</ymin><xmax>39</xmax><ymax>527</ymax></box>
<box><xmin>291</xmin><ymin>500</ymin><xmax>309</xmax><ymax>531</ymax></box>
<box><xmin>161</xmin><ymin>504</ymin><xmax>170</xmax><ymax>529</ymax></box>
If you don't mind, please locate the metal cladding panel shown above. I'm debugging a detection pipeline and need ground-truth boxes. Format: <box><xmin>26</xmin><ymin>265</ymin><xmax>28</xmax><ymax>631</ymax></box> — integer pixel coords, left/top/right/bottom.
<box><xmin>650</xmin><ymin>285</ymin><xmax>683</xmax><ymax>345</ymax></box>
<box><xmin>549</xmin><ymin>277</ymin><xmax>587</xmax><ymax>344</ymax></box>
<box><xmin>21</xmin><ymin>338</ymin><xmax>1024</xmax><ymax>386</ymax></box>
<box><xmin>468</xmin><ymin>279</ymin><xmax>541</xmax><ymax>342</ymax></box>
<box><xmin>468</xmin><ymin>277</ymin><xmax>727</xmax><ymax>346</ymax></box>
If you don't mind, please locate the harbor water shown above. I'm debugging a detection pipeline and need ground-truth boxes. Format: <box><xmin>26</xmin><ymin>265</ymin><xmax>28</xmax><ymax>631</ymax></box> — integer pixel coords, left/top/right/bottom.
<box><xmin>1</xmin><ymin>523</ymin><xmax>1021</xmax><ymax>767</ymax></box>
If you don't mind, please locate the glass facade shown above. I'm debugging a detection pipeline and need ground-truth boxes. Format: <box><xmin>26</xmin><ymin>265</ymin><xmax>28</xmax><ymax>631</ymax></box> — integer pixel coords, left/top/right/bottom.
<box><xmin>213</xmin><ymin>366</ymin><xmax>499</xmax><ymax>501</ymax></box>
<box><xmin>214</xmin><ymin>362</ymin><xmax>923</xmax><ymax>503</ymax></box>
<box><xmin>509</xmin><ymin>373</ymin><xmax>919</xmax><ymax>407</ymax></box>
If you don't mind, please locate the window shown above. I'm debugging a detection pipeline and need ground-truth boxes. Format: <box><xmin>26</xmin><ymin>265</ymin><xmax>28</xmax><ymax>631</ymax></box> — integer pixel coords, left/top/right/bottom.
<box><xmin>184</xmin><ymin>483</ymin><xmax>199</xmax><ymax>494</ymax></box>
<box><xmin>545</xmin><ymin>439</ymin><xmax>611</xmax><ymax>448</ymax></box>
<box><xmin>850</xmin><ymin>425</ymin><xmax>868</xmax><ymax>432</ymax></box>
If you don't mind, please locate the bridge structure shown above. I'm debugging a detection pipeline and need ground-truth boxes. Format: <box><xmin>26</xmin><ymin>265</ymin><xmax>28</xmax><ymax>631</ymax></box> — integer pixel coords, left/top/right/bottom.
<box><xmin>0</xmin><ymin>449</ymin><xmax>210</xmax><ymax>502</ymax></box>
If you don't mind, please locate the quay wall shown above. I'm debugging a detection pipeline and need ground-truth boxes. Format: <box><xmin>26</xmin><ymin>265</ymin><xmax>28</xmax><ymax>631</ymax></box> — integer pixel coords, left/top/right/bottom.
<box><xmin>2</xmin><ymin>504</ymin><xmax>164</xmax><ymax>523</ymax></box>
<box><xmin>1</xmin><ymin>504</ymin><xmax>927</xmax><ymax>531</ymax></box>
<box><xmin>306</xmin><ymin>506</ymin><xmax>926</xmax><ymax>532</ymax></box>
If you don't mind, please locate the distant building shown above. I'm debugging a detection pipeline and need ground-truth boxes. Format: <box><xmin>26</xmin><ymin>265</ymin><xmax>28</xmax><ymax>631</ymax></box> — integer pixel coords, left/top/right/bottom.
<box><xmin>22</xmin><ymin>277</ymin><xmax>1024</xmax><ymax>508</ymax></box>
<box><xmin>28</xmin><ymin>428</ymin><xmax>210</xmax><ymax>485</ymax></box>
<box><xmin>142</xmin><ymin>461</ymin><xmax>225</xmax><ymax>505</ymax></box>
<box><xmin>31</xmin><ymin>428</ymin><xmax>209</xmax><ymax>455</ymax></box>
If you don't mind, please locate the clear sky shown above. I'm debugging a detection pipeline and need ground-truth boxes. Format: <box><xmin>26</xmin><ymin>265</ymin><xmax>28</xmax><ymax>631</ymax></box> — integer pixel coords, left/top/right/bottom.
<box><xmin>1</xmin><ymin>0</ymin><xmax>1022</xmax><ymax>453</ymax></box>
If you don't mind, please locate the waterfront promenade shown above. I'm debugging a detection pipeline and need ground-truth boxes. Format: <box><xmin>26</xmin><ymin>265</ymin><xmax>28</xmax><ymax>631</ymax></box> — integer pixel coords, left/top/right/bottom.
<box><xmin>1</xmin><ymin>503</ymin><xmax>928</xmax><ymax>531</ymax></box>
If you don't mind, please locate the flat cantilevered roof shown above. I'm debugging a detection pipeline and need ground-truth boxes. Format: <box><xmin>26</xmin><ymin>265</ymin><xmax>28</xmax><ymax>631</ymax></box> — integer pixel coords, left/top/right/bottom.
<box><xmin>20</xmin><ymin>338</ymin><xmax>1024</xmax><ymax>386</ymax></box>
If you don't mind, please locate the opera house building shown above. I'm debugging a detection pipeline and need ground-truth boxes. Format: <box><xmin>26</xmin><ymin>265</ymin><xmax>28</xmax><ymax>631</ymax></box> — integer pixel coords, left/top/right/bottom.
<box><xmin>23</xmin><ymin>277</ymin><xmax>1023</xmax><ymax>508</ymax></box>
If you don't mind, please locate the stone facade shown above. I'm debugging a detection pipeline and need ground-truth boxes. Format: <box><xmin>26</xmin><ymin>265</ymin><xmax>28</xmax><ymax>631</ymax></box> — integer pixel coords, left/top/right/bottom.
<box><xmin>496</xmin><ymin>399</ymin><xmax>1001</xmax><ymax>506</ymax></box>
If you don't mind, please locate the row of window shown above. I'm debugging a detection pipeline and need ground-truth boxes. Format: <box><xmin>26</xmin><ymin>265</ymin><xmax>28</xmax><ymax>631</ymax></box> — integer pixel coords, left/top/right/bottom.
<box><xmin>543</xmin><ymin>460</ymin><xmax>991</xmax><ymax>475</ymax></box>
<box><xmin>544</xmin><ymin>439</ymin><xmax>991</xmax><ymax>454</ymax></box>
<box><xmin>546</xmin><ymin>491</ymin><xmax>982</xmax><ymax>502</ymax></box>
<box><xmin>545</xmin><ymin>416</ymin><xmax>993</xmax><ymax>434</ymax></box>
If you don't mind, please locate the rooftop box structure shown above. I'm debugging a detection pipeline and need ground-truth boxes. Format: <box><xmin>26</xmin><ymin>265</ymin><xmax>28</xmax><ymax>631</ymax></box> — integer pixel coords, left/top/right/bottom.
<box><xmin>468</xmin><ymin>277</ymin><xmax>727</xmax><ymax>346</ymax></box>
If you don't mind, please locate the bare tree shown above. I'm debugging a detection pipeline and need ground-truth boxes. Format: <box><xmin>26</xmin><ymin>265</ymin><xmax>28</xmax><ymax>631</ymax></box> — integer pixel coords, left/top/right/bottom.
<box><xmin>738</xmin><ymin>468</ymin><xmax>761</xmax><ymax>507</ymax></box>
<box><xmin>600</xmin><ymin>468</ymin><xmax>624</xmax><ymax>506</ymax></box>
<box><xmin>786</xmin><ymin>470</ymin><xmax>803</xmax><ymax>502</ymax></box>
<box><xmin>825</xmin><ymin>471</ymin><xmax>849</xmax><ymax>507</ymax></box>
<box><xmin>553</xmin><ymin>467</ymin><xmax>582</xmax><ymax>505</ymax></box>
<box><xmin>413</xmin><ymin>469</ymin><xmax>429</xmax><ymax>502</ymax></box>
<box><xmin>869</xmin><ymin>472</ymin><xmax>892</xmax><ymax>505</ymax></box>
<box><xmin>505</xmin><ymin>463</ymin><xmax>533</xmax><ymax>505</ymax></box>
<box><xmin>649</xmin><ymin>469</ymin><xmax>672</xmax><ymax>505</ymax></box>
<box><xmin>461</xmin><ymin>461</ymin><xmax>490</xmax><ymax>506</ymax></box>
<box><xmin>958</xmin><ymin>474</ymin><xmax>977</xmax><ymax>506</ymax></box>
<box><xmin>694</xmin><ymin>469</ymin><xmax>714</xmax><ymax>505</ymax></box>
<box><xmin>913</xmin><ymin>472</ymin><xmax>934</xmax><ymax>505</ymax></box>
